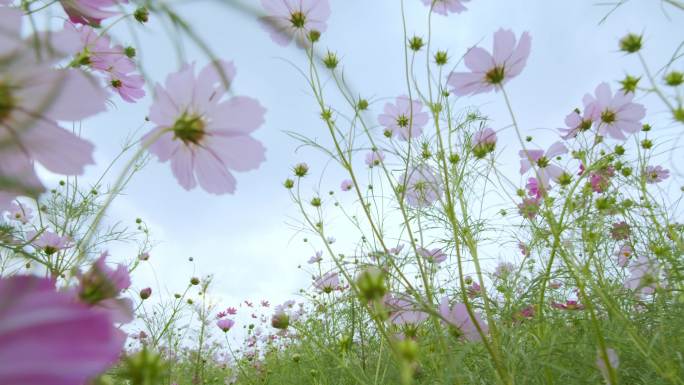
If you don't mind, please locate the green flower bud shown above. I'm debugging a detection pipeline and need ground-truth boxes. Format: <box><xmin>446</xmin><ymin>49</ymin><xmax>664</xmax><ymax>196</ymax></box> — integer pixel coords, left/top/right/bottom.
<box><xmin>434</xmin><ymin>50</ymin><xmax>448</xmax><ymax>66</ymax></box>
<box><xmin>323</xmin><ymin>51</ymin><xmax>339</xmax><ymax>69</ymax></box>
<box><xmin>664</xmin><ymin>71</ymin><xmax>683</xmax><ymax>87</ymax></box>
<box><xmin>408</xmin><ymin>36</ymin><xmax>424</xmax><ymax>51</ymax></box>
<box><xmin>355</xmin><ymin>267</ymin><xmax>387</xmax><ymax>302</ymax></box>
<box><xmin>619</xmin><ymin>33</ymin><xmax>642</xmax><ymax>53</ymax></box>
<box><xmin>619</xmin><ymin>74</ymin><xmax>640</xmax><ymax>93</ymax></box>
<box><xmin>134</xmin><ymin>7</ymin><xmax>149</xmax><ymax>23</ymax></box>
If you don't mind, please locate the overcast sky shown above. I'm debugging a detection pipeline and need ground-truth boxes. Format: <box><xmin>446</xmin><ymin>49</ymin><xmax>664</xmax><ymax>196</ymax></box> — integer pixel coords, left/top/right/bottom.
<box><xmin>34</xmin><ymin>0</ymin><xmax>683</xmax><ymax>309</ymax></box>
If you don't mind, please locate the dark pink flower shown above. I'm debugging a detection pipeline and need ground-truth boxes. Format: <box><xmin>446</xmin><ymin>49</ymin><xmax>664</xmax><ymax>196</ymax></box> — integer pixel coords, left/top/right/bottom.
<box><xmin>644</xmin><ymin>165</ymin><xmax>669</xmax><ymax>184</ymax></box>
<box><xmin>589</xmin><ymin>166</ymin><xmax>615</xmax><ymax>193</ymax></box>
<box><xmin>226</xmin><ymin>307</ymin><xmax>238</xmax><ymax>315</ymax></box>
<box><xmin>378</xmin><ymin>95</ymin><xmax>430</xmax><ymax>140</ymax></box>
<box><xmin>438</xmin><ymin>297</ymin><xmax>488</xmax><ymax>342</ymax></box>
<box><xmin>217</xmin><ymin>318</ymin><xmax>235</xmax><ymax>332</ymax></box>
<box><xmin>421</xmin><ymin>0</ymin><xmax>470</xmax><ymax>15</ymax></box>
<box><xmin>144</xmin><ymin>61</ymin><xmax>266</xmax><ymax>194</ymax></box>
<box><xmin>78</xmin><ymin>252</ymin><xmax>133</xmax><ymax>323</ymax></box>
<box><xmin>525</xmin><ymin>177</ymin><xmax>544</xmax><ymax>199</ymax></box>
<box><xmin>517</xmin><ymin>197</ymin><xmax>540</xmax><ymax>219</ymax></box>
<box><xmin>60</xmin><ymin>0</ymin><xmax>129</xmax><ymax>26</ymax></box>
<box><xmin>260</xmin><ymin>0</ymin><xmax>330</xmax><ymax>47</ymax></box>
<box><xmin>448</xmin><ymin>29</ymin><xmax>531</xmax><ymax>96</ymax></box>
<box><xmin>0</xmin><ymin>275</ymin><xmax>124</xmax><ymax>384</ymax></box>
<box><xmin>403</xmin><ymin>165</ymin><xmax>443</xmax><ymax>207</ymax></box>
<box><xmin>467</xmin><ymin>282</ymin><xmax>481</xmax><ymax>298</ymax></box>
<box><xmin>365</xmin><ymin>149</ymin><xmax>385</xmax><ymax>168</ymax></box>
<box><xmin>584</xmin><ymin>82</ymin><xmax>646</xmax><ymax>140</ymax></box>
<box><xmin>551</xmin><ymin>300</ymin><xmax>585</xmax><ymax>310</ymax></box>
<box><xmin>519</xmin><ymin>142</ymin><xmax>568</xmax><ymax>188</ymax></box>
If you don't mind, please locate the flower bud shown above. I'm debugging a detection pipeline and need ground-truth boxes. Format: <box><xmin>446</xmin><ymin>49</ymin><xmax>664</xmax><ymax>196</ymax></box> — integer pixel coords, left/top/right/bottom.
<box><xmin>139</xmin><ymin>287</ymin><xmax>152</xmax><ymax>300</ymax></box>
<box><xmin>434</xmin><ymin>50</ymin><xmax>448</xmax><ymax>66</ymax></box>
<box><xmin>619</xmin><ymin>33</ymin><xmax>642</xmax><ymax>53</ymax></box>
<box><xmin>323</xmin><ymin>51</ymin><xmax>339</xmax><ymax>69</ymax></box>
<box><xmin>664</xmin><ymin>71</ymin><xmax>683</xmax><ymax>87</ymax></box>
<box><xmin>293</xmin><ymin>163</ymin><xmax>309</xmax><ymax>177</ymax></box>
<box><xmin>408</xmin><ymin>36</ymin><xmax>424</xmax><ymax>51</ymax></box>
<box><xmin>190</xmin><ymin>277</ymin><xmax>200</xmax><ymax>285</ymax></box>
<box><xmin>271</xmin><ymin>312</ymin><xmax>290</xmax><ymax>329</ymax></box>
<box><xmin>355</xmin><ymin>267</ymin><xmax>387</xmax><ymax>302</ymax></box>
<box><xmin>134</xmin><ymin>7</ymin><xmax>149</xmax><ymax>23</ymax></box>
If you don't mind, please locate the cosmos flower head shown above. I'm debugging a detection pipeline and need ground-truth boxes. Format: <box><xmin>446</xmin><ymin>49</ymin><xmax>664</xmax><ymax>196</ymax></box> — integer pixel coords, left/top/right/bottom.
<box><xmin>584</xmin><ymin>82</ymin><xmax>646</xmax><ymax>140</ymax></box>
<box><xmin>260</xmin><ymin>0</ymin><xmax>331</xmax><ymax>47</ymax></box>
<box><xmin>448</xmin><ymin>29</ymin><xmax>531</xmax><ymax>96</ymax></box>
<box><xmin>421</xmin><ymin>0</ymin><xmax>470</xmax><ymax>16</ymax></box>
<box><xmin>378</xmin><ymin>95</ymin><xmax>429</xmax><ymax>140</ymax></box>
<box><xmin>417</xmin><ymin>247</ymin><xmax>447</xmax><ymax>264</ymax></box>
<box><xmin>27</xmin><ymin>230</ymin><xmax>73</xmax><ymax>255</ymax></box>
<box><xmin>519</xmin><ymin>142</ymin><xmax>568</xmax><ymax>188</ymax></box>
<box><xmin>314</xmin><ymin>271</ymin><xmax>340</xmax><ymax>293</ymax></box>
<box><xmin>644</xmin><ymin>165</ymin><xmax>669</xmax><ymax>184</ymax></box>
<box><xmin>60</xmin><ymin>0</ymin><xmax>129</xmax><ymax>26</ymax></box>
<box><xmin>403</xmin><ymin>164</ymin><xmax>443</xmax><ymax>208</ymax></box>
<box><xmin>438</xmin><ymin>297</ymin><xmax>488</xmax><ymax>342</ymax></box>
<box><xmin>624</xmin><ymin>255</ymin><xmax>661</xmax><ymax>296</ymax></box>
<box><xmin>365</xmin><ymin>149</ymin><xmax>385</xmax><ymax>168</ymax></box>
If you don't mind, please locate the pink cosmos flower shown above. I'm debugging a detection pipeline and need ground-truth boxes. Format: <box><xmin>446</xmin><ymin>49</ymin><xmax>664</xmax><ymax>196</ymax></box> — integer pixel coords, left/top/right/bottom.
<box><xmin>519</xmin><ymin>142</ymin><xmax>568</xmax><ymax>188</ymax></box>
<box><xmin>365</xmin><ymin>149</ymin><xmax>385</xmax><ymax>168</ymax></box>
<box><xmin>260</xmin><ymin>0</ymin><xmax>331</xmax><ymax>47</ymax></box>
<box><xmin>384</xmin><ymin>295</ymin><xmax>428</xmax><ymax>326</ymax></box>
<box><xmin>494</xmin><ymin>262</ymin><xmax>515</xmax><ymax>279</ymax></box>
<box><xmin>28</xmin><ymin>230</ymin><xmax>73</xmax><ymax>255</ymax></box>
<box><xmin>472</xmin><ymin>127</ymin><xmax>497</xmax><ymax>158</ymax></box>
<box><xmin>6</xmin><ymin>201</ymin><xmax>33</xmax><ymax>224</ymax></box>
<box><xmin>467</xmin><ymin>282</ymin><xmax>481</xmax><ymax>298</ymax></box>
<box><xmin>616</xmin><ymin>244</ymin><xmax>632</xmax><ymax>268</ymax></box>
<box><xmin>314</xmin><ymin>271</ymin><xmax>339</xmax><ymax>293</ymax></box>
<box><xmin>340</xmin><ymin>179</ymin><xmax>353</xmax><ymax>191</ymax></box>
<box><xmin>421</xmin><ymin>0</ymin><xmax>470</xmax><ymax>16</ymax></box>
<box><xmin>596</xmin><ymin>348</ymin><xmax>619</xmax><ymax>385</ymax></box>
<box><xmin>590</xmin><ymin>166</ymin><xmax>615</xmax><ymax>193</ymax></box>
<box><xmin>610</xmin><ymin>221</ymin><xmax>630</xmax><ymax>241</ymax></box>
<box><xmin>1</xmin><ymin>11</ymin><xmax>106</xmax><ymax>204</ymax></box>
<box><xmin>307</xmin><ymin>251</ymin><xmax>323</xmax><ymax>264</ymax></box>
<box><xmin>144</xmin><ymin>61</ymin><xmax>266</xmax><ymax>194</ymax></box>
<box><xmin>551</xmin><ymin>300</ymin><xmax>585</xmax><ymax>310</ymax></box>
<box><xmin>77</xmin><ymin>252</ymin><xmax>133</xmax><ymax>323</ymax></box>
<box><xmin>518</xmin><ymin>197</ymin><xmax>541</xmax><ymax>219</ymax></box>
<box><xmin>448</xmin><ymin>29</ymin><xmax>531</xmax><ymax>96</ymax></box>
<box><xmin>584</xmin><ymin>82</ymin><xmax>646</xmax><ymax>140</ymax></box>
<box><xmin>0</xmin><ymin>275</ymin><xmax>125</xmax><ymax>385</ymax></box>
<box><xmin>624</xmin><ymin>255</ymin><xmax>660</xmax><ymax>295</ymax></box>
<box><xmin>226</xmin><ymin>307</ymin><xmax>238</xmax><ymax>315</ymax></box>
<box><xmin>378</xmin><ymin>95</ymin><xmax>429</xmax><ymax>140</ymax></box>
<box><xmin>390</xmin><ymin>244</ymin><xmax>405</xmax><ymax>255</ymax></box>
<box><xmin>417</xmin><ymin>247</ymin><xmax>447</xmax><ymax>264</ymax></box>
<box><xmin>438</xmin><ymin>297</ymin><xmax>488</xmax><ymax>342</ymax></box>
<box><xmin>403</xmin><ymin>164</ymin><xmax>443</xmax><ymax>207</ymax></box>
<box><xmin>60</xmin><ymin>0</ymin><xmax>129</xmax><ymax>26</ymax></box>
<box><xmin>644</xmin><ymin>165</ymin><xmax>669</xmax><ymax>184</ymax></box>
<box><xmin>217</xmin><ymin>318</ymin><xmax>235</xmax><ymax>332</ymax></box>
<box><xmin>559</xmin><ymin>106</ymin><xmax>597</xmax><ymax>139</ymax></box>
<box><xmin>525</xmin><ymin>177</ymin><xmax>544</xmax><ymax>199</ymax></box>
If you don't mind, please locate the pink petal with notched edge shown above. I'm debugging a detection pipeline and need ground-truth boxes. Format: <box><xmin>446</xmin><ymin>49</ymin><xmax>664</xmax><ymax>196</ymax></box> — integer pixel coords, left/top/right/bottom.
<box><xmin>493</xmin><ymin>29</ymin><xmax>516</xmax><ymax>65</ymax></box>
<box><xmin>464</xmin><ymin>46</ymin><xmax>494</xmax><ymax>73</ymax></box>
<box><xmin>506</xmin><ymin>31</ymin><xmax>531</xmax><ymax>78</ymax></box>
<box><xmin>209</xmin><ymin>96</ymin><xmax>266</xmax><ymax>134</ymax></box>
<box><xmin>448</xmin><ymin>72</ymin><xmax>491</xmax><ymax>96</ymax></box>
<box><xmin>207</xmin><ymin>135</ymin><xmax>266</xmax><ymax>172</ymax></box>
<box><xmin>194</xmin><ymin>149</ymin><xmax>237</xmax><ymax>194</ymax></box>
<box><xmin>169</xmin><ymin>146</ymin><xmax>197</xmax><ymax>191</ymax></box>
<box><xmin>196</xmin><ymin>60</ymin><xmax>236</xmax><ymax>102</ymax></box>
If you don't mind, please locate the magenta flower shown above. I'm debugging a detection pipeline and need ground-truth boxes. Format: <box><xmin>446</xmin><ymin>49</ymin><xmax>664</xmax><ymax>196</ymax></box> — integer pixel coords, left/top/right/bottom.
<box><xmin>6</xmin><ymin>201</ymin><xmax>33</xmax><ymax>224</ymax></box>
<box><xmin>340</xmin><ymin>179</ymin><xmax>353</xmax><ymax>191</ymax></box>
<box><xmin>518</xmin><ymin>197</ymin><xmax>541</xmax><ymax>219</ymax></box>
<box><xmin>260</xmin><ymin>0</ymin><xmax>331</xmax><ymax>47</ymax></box>
<box><xmin>610</xmin><ymin>221</ymin><xmax>630</xmax><ymax>241</ymax></box>
<box><xmin>60</xmin><ymin>0</ymin><xmax>129</xmax><ymax>26</ymax></box>
<box><xmin>307</xmin><ymin>251</ymin><xmax>323</xmax><ymax>264</ymax></box>
<box><xmin>217</xmin><ymin>318</ymin><xmax>235</xmax><ymax>332</ymax></box>
<box><xmin>78</xmin><ymin>252</ymin><xmax>133</xmax><ymax>323</ymax></box>
<box><xmin>467</xmin><ymin>282</ymin><xmax>481</xmax><ymax>298</ymax></box>
<box><xmin>596</xmin><ymin>348</ymin><xmax>619</xmax><ymax>385</ymax></box>
<box><xmin>421</xmin><ymin>0</ymin><xmax>470</xmax><ymax>16</ymax></box>
<box><xmin>525</xmin><ymin>177</ymin><xmax>544</xmax><ymax>199</ymax></box>
<box><xmin>314</xmin><ymin>271</ymin><xmax>340</xmax><ymax>293</ymax></box>
<box><xmin>624</xmin><ymin>255</ymin><xmax>660</xmax><ymax>295</ymax></box>
<box><xmin>226</xmin><ymin>307</ymin><xmax>238</xmax><ymax>315</ymax></box>
<box><xmin>384</xmin><ymin>295</ymin><xmax>428</xmax><ymax>326</ymax></box>
<box><xmin>28</xmin><ymin>230</ymin><xmax>73</xmax><ymax>255</ymax></box>
<box><xmin>519</xmin><ymin>142</ymin><xmax>568</xmax><ymax>188</ymax></box>
<box><xmin>378</xmin><ymin>95</ymin><xmax>429</xmax><ymax>140</ymax></box>
<box><xmin>0</xmin><ymin>275</ymin><xmax>125</xmax><ymax>385</ymax></box>
<box><xmin>438</xmin><ymin>297</ymin><xmax>488</xmax><ymax>342</ymax></box>
<box><xmin>403</xmin><ymin>164</ymin><xmax>443</xmax><ymax>207</ymax></box>
<box><xmin>590</xmin><ymin>166</ymin><xmax>615</xmax><ymax>193</ymax></box>
<box><xmin>365</xmin><ymin>149</ymin><xmax>385</xmax><ymax>168</ymax></box>
<box><xmin>448</xmin><ymin>29</ymin><xmax>531</xmax><ymax>96</ymax></box>
<box><xmin>584</xmin><ymin>82</ymin><xmax>646</xmax><ymax>140</ymax></box>
<box><xmin>144</xmin><ymin>61</ymin><xmax>266</xmax><ymax>194</ymax></box>
<box><xmin>644</xmin><ymin>165</ymin><xmax>669</xmax><ymax>184</ymax></box>
<box><xmin>417</xmin><ymin>247</ymin><xmax>447</xmax><ymax>264</ymax></box>
<box><xmin>616</xmin><ymin>244</ymin><xmax>632</xmax><ymax>268</ymax></box>
<box><xmin>551</xmin><ymin>300</ymin><xmax>585</xmax><ymax>310</ymax></box>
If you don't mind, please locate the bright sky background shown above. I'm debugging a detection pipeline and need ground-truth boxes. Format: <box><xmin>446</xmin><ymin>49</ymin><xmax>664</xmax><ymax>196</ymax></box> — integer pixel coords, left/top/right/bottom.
<box><xmin>35</xmin><ymin>0</ymin><xmax>683</xmax><ymax>310</ymax></box>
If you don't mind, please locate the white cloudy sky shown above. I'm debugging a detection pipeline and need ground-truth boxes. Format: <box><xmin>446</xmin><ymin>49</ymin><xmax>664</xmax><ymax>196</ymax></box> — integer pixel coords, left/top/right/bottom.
<box><xmin>34</xmin><ymin>0</ymin><xmax>684</xmax><ymax>308</ymax></box>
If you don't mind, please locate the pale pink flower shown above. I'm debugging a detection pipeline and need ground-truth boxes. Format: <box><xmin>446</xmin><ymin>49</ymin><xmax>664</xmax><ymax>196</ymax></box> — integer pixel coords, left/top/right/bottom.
<box><xmin>584</xmin><ymin>82</ymin><xmax>646</xmax><ymax>140</ymax></box>
<box><xmin>624</xmin><ymin>255</ymin><xmax>660</xmax><ymax>295</ymax></box>
<box><xmin>448</xmin><ymin>29</ymin><xmax>531</xmax><ymax>96</ymax></box>
<box><xmin>314</xmin><ymin>271</ymin><xmax>339</xmax><ymax>293</ymax></box>
<box><xmin>307</xmin><ymin>251</ymin><xmax>323</xmax><ymax>264</ymax></box>
<box><xmin>0</xmin><ymin>275</ymin><xmax>125</xmax><ymax>384</ymax></box>
<box><xmin>644</xmin><ymin>165</ymin><xmax>669</xmax><ymax>184</ymax></box>
<box><xmin>260</xmin><ymin>0</ymin><xmax>331</xmax><ymax>47</ymax></box>
<box><xmin>421</xmin><ymin>0</ymin><xmax>470</xmax><ymax>16</ymax></box>
<box><xmin>596</xmin><ymin>348</ymin><xmax>619</xmax><ymax>385</ymax></box>
<box><xmin>519</xmin><ymin>142</ymin><xmax>568</xmax><ymax>188</ymax></box>
<box><xmin>494</xmin><ymin>262</ymin><xmax>515</xmax><ymax>278</ymax></box>
<box><xmin>378</xmin><ymin>95</ymin><xmax>429</xmax><ymax>140</ymax></box>
<box><xmin>467</xmin><ymin>282</ymin><xmax>481</xmax><ymax>298</ymax></box>
<box><xmin>616</xmin><ymin>244</ymin><xmax>632</xmax><ymax>268</ymax></box>
<box><xmin>472</xmin><ymin>127</ymin><xmax>497</xmax><ymax>158</ymax></box>
<box><xmin>403</xmin><ymin>164</ymin><xmax>443</xmax><ymax>207</ymax></box>
<box><xmin>590</xmin><ymin>166</ymin><xmax>615</xmax><ymax>193</ymax></box>
<box><xmin>144</xmin><ymin>61</ymin><xmax>266</xmax><ymax>194</ymax></box>
<box><xmin>551</xmin><ymin>300</ymin><xmax>585</xmax><ymax>310</ymax></box>
<box><xmin>559</xmin><ymin>105</ymin><xmax>597</xmax><ymax>139</ymax></box>
<box><xmin>217</xmin><ymin>318</ymin><xmax>235</xmax><ymax>332</ymax></box>
<box><xmin>0</xmin><ymin>7</ymin><xmax>23</xmax><ymax>57</ymax></box>
<box><xmin>60</xmin><ymin>0</ymin><xmax>129</xmax><ymax>26</ymax></box>
<box><xmin>525</xmin><ymin>177</ymin><xmax>544</xmax><ymax>199</ymax></box>
<box><xmin>28</xmin><ymin>230</ymin><xmax>73</xmax><ymax>255</ymax></box>
<box><xmin>438</xmin><ymin>297</ymin><xmax>488</xmax><ymax>342</ymax></box>
<box><xmin>518</xmin><ymin>197</ymin><xmax>541</xmax><ymax>219</ymax></box>
<box><xmin>340</xmin><ymin>179</ymin><xmax>353</xmax><ymax>191</ymax></box>
<box><xmin>365</xmin><ymin>149</ymin><xmax>385</xmax><ymax>168</ymax></box>
<box><xmin>6</xmin><ymin>201</ymin><xmax>33</xmax><ymax>224</ymax></box>
<box><xmin>417</xmin><ymin>247</ymin><xmax>447</xmax><ymax>264</ymax></box>
<box><xmin>384</xmin><ymin>295</ymin><xmax>428</xmax><ymax>326</ymax></box>
<box><xmin>389</xmin><ymin>244</ymin><xmax>405</xmax><ymax>255</ymax></box>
